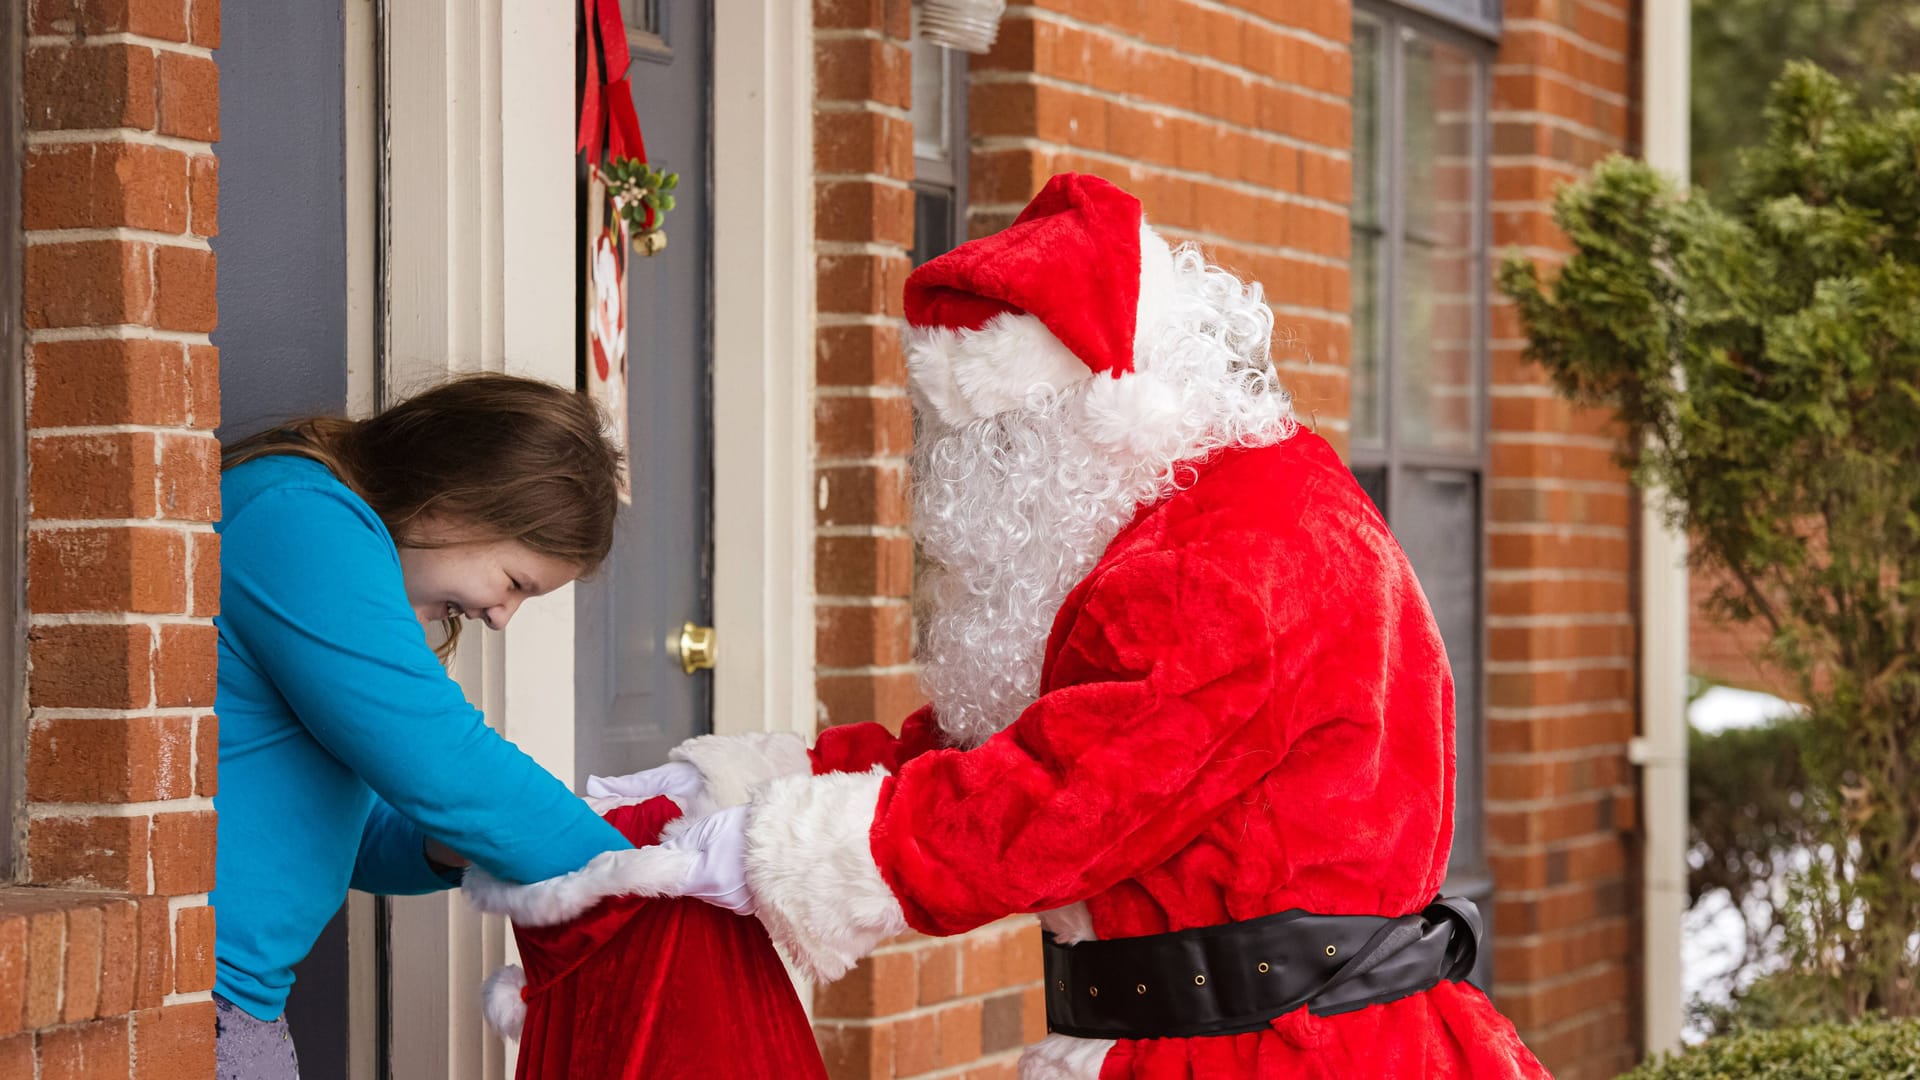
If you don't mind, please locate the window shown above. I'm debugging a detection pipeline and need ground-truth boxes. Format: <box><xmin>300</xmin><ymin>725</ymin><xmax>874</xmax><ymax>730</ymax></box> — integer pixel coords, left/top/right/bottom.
<box><xmin>910</xmin><ymin>4</ymin><xmax>967</xmax><ymax>267</ymax></box>
<box><xmin>1351</xmin><ymin>2</ymin><xmax>1494</xmax><ymax>974</ymax></box>
<box><xmin>1390</xmin><ymin>0</ymin><xmax>1501</xmax><ymax>41</ymax></box>
<box><xmin>621</xmin><ymin>0</ymin><xmax>669</xmax><ymax>58</ymax></box>
<box><xmin>1</xmin><ymin>0</ymin><xmax>21</xmax><ymax>870</ymax></box>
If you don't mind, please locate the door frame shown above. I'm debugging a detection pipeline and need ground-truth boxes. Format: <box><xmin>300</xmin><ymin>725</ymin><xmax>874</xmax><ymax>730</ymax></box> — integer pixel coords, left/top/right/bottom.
<box><xmin>367</xmin><ymin>1</ymin><xmax>813</xmax><ymax>1075</ymax></box>
<box><xmin>709</xmin><ymin>1</ymin><xmax>814</xmax><ymax>744</ymax></box>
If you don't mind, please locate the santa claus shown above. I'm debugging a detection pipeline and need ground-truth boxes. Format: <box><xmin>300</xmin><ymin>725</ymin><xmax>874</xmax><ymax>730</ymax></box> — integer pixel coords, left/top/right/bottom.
<box><xmin>471</xmin><ymin>173</ymin><xmax>1549</xmax><ymax>1078</ymax></box>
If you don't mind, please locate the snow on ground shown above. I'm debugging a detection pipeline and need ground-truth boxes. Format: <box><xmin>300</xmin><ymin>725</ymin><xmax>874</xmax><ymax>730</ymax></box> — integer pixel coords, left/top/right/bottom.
<box><xmin>1688</xmin><ymin>684</ymin><xmax>1803</xmax><ymax>734</ymax></box>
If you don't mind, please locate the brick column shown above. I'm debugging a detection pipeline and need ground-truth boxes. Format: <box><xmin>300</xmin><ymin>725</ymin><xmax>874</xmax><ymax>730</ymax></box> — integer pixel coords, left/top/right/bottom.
<box><xmin>2</xmin><ymin>0</ymin><xmax>223</xmax><ymax>1075</ymax></box>
<box><xmin>1484</xmin><ymin>1</ymin><xmax>1640</xmax><ymax>1075</ymax></box>
<box><xmin>813</xmin><ymin>0</ymin><xmax>918</xmax><ymax>734</ymax></box>
<box><xmin>810</xmin><ymin>0</ymin><xmax>1049</xmax><ymax>1074</ymax></box>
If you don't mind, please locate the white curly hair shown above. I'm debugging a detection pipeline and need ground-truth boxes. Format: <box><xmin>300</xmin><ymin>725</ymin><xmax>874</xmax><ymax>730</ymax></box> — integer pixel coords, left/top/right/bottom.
<box><xmin>910</xmin><ymin>243</ymin><xmax>1298</xmax><ymax>747</ymax></box>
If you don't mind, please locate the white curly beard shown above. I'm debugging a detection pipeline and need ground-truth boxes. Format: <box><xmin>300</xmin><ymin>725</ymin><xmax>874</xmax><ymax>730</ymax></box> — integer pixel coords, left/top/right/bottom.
<box><xmin>911</xmin><ymin>244</ymin><xmax>1299</xmax><ymax>748</ymax></box>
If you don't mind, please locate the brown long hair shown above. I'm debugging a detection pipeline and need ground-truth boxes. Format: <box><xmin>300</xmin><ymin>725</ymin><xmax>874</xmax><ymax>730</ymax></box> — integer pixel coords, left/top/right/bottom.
<box><xmin>223</xmin><ymin>373</ymin><xmax>624</xmax><ymax>656</ymax></box>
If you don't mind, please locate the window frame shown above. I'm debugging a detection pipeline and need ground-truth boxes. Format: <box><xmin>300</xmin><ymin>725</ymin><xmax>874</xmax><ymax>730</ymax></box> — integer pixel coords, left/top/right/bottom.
<box><xmin>909</xmin><ymin>6</ymin><xmax>968</xmax><ymax>268</ymax></box>
<box><xmin>1350</xmin><ymin>0</ymin><xmax>1497</xmax><ymax>962</ymax></box>
<box><xmin>1</xmin><ymin>0</ymin><xmax>22</xmax><ymax>874</ymax></box>
<box><xmin>1389</xmin><ymin>0</ymin><xmax>1503</xmax><ymax>43</ymax></box>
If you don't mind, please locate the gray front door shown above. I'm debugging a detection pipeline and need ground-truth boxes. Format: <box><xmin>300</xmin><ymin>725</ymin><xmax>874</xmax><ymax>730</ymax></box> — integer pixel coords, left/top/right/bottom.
<box><xmin>574</xmin><ymin>1</ymin><xmax>715</xmax><ymax>784</ymax></box>
<box><xmin>212</xmin><ymin>1</ymin><xmax>353</xmax><ymax>1073</ymax></box>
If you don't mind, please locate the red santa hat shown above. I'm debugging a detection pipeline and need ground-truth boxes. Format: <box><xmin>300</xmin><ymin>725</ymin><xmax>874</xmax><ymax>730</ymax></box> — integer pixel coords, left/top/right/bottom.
<box><xmin>902</xmin><ymin>173</ymin><xmax>1178</xmax><ymax>427</ymax></box>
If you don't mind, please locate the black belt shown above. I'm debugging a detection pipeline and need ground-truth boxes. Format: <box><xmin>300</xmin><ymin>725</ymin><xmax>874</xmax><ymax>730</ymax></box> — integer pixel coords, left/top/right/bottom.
<box><xmin>1043</xmin><ymin>898</ymin><xmax>1482</xmax><ymax>1039</ymax></box>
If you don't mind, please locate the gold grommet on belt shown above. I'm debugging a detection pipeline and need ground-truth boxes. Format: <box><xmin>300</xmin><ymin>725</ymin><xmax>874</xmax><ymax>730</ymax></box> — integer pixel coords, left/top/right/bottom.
<box><xmin>1089</xmin><ymin>986</ymin><xmax>1099</xmax><ymax>998</ymax></box>
<box><xmin>1325</xmin><ymin>945</ymin><xmax>1338</xmax><ymax>957</ymax></box>
<box><xmin>1257</xmin><ymin>961</ymin><xmax>1270</xmax><ymax>973</ymax></box>
<box><xmin>1055</xmin><ymin>980</ymin><xmax>1065</xmax><ymax>992</ymax></box>
<box><xmin>1136</xmin><ymin>983</ymin><xmax>1147</xmax><ymax>995</ymax></box>
<box><xmin>1194</xmin><ymin>974</ymin><xmax>1207</xmax><ymax>986</ymax></box>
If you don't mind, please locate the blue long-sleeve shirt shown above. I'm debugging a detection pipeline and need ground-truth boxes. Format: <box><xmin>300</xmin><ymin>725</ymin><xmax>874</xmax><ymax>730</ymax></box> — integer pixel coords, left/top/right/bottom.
<box><xmin>211</xmin><ymin>455</ymin><xmax>627</xmax><ymax>1020</ymax></box>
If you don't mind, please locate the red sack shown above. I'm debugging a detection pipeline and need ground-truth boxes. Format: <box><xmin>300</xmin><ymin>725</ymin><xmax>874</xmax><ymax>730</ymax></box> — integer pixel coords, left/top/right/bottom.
<box><xmin>500</xmin><ymin>798</ymin><xmax>827</xmax><ymax>1080</ymax></box>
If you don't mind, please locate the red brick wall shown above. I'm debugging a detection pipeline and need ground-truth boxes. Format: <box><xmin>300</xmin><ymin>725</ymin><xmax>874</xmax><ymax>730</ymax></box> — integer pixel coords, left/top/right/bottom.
<box><xmin>1485</xmin><ymin>2</ymin><xmax>1641</xmax><ymax>1076</ymax></box>
<box><xmin>4</xmin><ymin>0</ymin><xmax>222</xmax><ymax>1074</ymax></box>
<box><xmin>1690</xmin><ymin>567</ymin><xmax>1795</xmax><ymax>697</ymax></box>
<box><xmin>813</xmin><ymin>1</ymin><xmax>1034</xmax><ymax>1075</ymax></box>
<box><xmin>970</xmin><ymin>1</ymin><xmax>1354</xmax><ymax>446</ymax></box>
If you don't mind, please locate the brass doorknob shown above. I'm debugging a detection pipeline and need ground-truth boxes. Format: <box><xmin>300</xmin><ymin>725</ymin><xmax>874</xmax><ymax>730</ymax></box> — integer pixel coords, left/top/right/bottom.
<box><xmin>670</xmin><ymin>623</ymin><xmax>717</xmax><ymax>675</ymax></box>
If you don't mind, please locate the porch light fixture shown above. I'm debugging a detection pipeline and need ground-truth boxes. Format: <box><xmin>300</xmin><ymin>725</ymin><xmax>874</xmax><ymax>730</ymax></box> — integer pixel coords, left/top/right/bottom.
<box><xmin>918</xmin><ymin>0</ymin><xmax>1006</xmax><ymax>54</ymax></box>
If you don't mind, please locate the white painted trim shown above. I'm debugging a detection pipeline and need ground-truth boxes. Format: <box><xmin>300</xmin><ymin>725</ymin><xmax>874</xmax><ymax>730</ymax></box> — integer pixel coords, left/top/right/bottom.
<box><xmin>379</xmin><ymin>2</ymin><xmax>575</xmax><ymax>1077</ymax></box>
<box><xmin>496</xmin><ymin>0</ymin><xmax>584</xmax><ymax>790</ymax></box>
<box><xmin>710</xmin><ymin>3</ymin><xmax>815</xmax><ymax>747</ymax></box>
<box><xmin>1637</xmin><ymin>0</ymin><xmax>1690</xmax><ymax>1058</ymax></box>
<box><xmin>373</xmin><ymin>2</ymin><xmax>815</xmax><ymax>1070</ymax></box>
<box><xmin>343</xmin><ymin>0</ymin><xmax>378</xmax><ymax>420</ymax></box>
<box><xmin>343</xmin><ymin>4</ymin><xmax>382</xmax><ymax>1076</ymax></box>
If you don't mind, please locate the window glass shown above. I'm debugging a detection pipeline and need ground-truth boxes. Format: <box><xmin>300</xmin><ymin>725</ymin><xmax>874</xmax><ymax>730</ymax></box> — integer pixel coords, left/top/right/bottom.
<box><xmin>1397</xmin><ymin>32</ymin><xmax>1480</xmax><ymax>453</ymax></box>
<box><xmin>1396</xmin><ymin>467</ymin><xmax>1483</xmax><ymax>868</ymax></box>
<box><xmin>911</xmin><ymin>31</ymin><xmax>953</xmax><ymax>167</ymax></box>
<box><xmin>1350</xmin><ymin>16</ymin><xmax>1385</xmax><ymax>447</ymax></box>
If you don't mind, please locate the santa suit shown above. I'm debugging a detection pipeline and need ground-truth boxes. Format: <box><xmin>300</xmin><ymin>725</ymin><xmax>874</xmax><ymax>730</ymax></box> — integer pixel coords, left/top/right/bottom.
<box><xmin>725</xmin><ymin>429</ymin><xmax>1547</xmax><ymax>1079</ymax></box>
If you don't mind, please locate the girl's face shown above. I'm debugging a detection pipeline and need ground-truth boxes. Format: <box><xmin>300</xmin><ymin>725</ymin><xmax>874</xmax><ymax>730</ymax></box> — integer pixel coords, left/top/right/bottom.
<box><xmin>396</xmin><ymin>517</ymin><xmax>581</xmax><ymax>631</ymax></box>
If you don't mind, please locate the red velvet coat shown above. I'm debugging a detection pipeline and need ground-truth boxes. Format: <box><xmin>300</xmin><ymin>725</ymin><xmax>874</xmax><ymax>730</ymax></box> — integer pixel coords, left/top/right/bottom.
<box><xmin>809</xmin><ymin>432</ymin><xmax>1549</xmax><ymax>1079</ymax></box>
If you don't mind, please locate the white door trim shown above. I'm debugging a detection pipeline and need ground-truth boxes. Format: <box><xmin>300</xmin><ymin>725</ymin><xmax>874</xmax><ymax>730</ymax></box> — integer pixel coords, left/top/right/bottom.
<box><xmin>342</xmin><ymin>1</ymin><xmax>381</xmax><ymax>1075</ymax></box>
<box><xmin>370</xmin><ymin>2</ymin><xmax>815</xmax><ymax>1076</ymax></box>
<box><xmin>710</xmin><ymin>1</ymin><xmax>816</xmax><ymax>744</ymax></box>
<box><xmin>378</xmin><ymin>1</ymin><xmax>576</xmax><ymax>1076</ymax></box>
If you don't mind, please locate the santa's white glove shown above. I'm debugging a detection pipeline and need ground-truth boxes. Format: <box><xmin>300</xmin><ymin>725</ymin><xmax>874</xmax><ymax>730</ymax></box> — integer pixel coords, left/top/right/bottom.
<box><xmin>660</xmin><ymin>804</ymin><xmax>756</xmax><ymax>915</ymax></box>
<box><xmin>584</xmin><ymin>761</ymin><xmax>710</xmax><ymax>815</ymax></box>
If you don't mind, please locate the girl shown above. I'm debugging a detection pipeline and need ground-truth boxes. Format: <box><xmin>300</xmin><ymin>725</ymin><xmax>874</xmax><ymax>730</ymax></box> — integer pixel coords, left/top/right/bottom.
<box><xmin>210</xmin><ymin>374</ymin><xmax>631</xmax><ymax>1077</ymax></box>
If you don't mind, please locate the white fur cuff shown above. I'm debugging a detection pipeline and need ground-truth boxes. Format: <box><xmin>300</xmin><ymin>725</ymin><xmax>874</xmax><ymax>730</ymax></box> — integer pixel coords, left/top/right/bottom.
<box><xmin>1020</xmin><ymin>1034</ymin><xmax>1116</xmax><ymax>1079</ymax></box>
<box><xmin>463</xmin><ymin>844</ymin><xmax>696</xmax><ymax>926</ymax></box>
<box><xmin>670</xmin><ymin>731</ymin><xmax>813</xmax><ymax>809</ymax></box>
<box><xmin>745</xmin><ymin>767</ymin><xmax>907</xmax><ymax>982</ymax></box>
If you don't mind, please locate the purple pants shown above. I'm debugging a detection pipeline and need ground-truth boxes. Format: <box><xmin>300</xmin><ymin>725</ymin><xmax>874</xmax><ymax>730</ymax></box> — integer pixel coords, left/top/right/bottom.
<box><xmin>214</xmin><ymin>993</ymin><xmax>301</xmax><ymax>1080</ymax></box>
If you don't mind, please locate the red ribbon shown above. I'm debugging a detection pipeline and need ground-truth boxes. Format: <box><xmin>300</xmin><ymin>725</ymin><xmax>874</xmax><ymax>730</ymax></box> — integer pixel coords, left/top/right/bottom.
<box><xmin>577</xmin><ymin>0</ymin><xmax>647</xmax><ymax>167</ymax></box>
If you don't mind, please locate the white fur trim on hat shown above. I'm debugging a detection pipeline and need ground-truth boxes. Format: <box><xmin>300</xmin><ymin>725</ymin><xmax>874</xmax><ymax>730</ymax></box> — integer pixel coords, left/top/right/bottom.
<box><xmin>744</xmin><ymin>767</ymin><xmax>907</xmax><ymax>982</ymax></box>
<box><xmin>1133</xmin><ymin>224</ymin><xmax>1176</xmax><ymax>358</ymax></box>
<box><xmin>669</xmin><ymin>731</ymin><xmax>813</xmax><ymax>809</ymax></box>
<box><xmin>906</xmin><ymin>224</ymin><xmax>1181</xmax><ymax>431</ymax></box>
<box><xmin>463</xmin><ymin>844</ymin><xmax>697</xmax><ymax>927</ymax></box>
<box><xmin>482</xmin><ymin>964</ymin><xmax>528</xmax><ymax>1041</ymax></box>
<box><xmin>1019</xmin><ymin>1034</ymin><xmax>1116</xmax><ymax>1079</ymax></box>
<box><xmin>907</xmin><ymin>312</ymin><xmax>1091</xmax><ymax>428</ymax></box>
